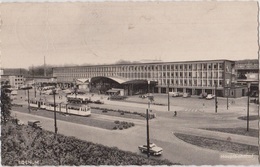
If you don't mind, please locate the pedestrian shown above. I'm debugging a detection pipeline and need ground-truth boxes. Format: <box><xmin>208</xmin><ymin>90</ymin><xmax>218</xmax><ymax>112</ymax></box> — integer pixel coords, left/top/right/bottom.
<box><xmin>174</xmin><ymin>111</ymin><xmax>177</xmax><ymax>117</ymax></box>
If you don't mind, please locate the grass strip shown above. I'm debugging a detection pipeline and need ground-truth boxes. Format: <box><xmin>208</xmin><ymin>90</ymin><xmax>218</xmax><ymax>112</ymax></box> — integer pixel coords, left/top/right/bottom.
<box><xmin>174</xmin><ymin>133</ymin><xmax>258</xmax><ymax>155</ymax></box>
<box><xmin>202</xmin><ymin>128</ymin><xmax>258</xmax><ymax>138</ymax></box>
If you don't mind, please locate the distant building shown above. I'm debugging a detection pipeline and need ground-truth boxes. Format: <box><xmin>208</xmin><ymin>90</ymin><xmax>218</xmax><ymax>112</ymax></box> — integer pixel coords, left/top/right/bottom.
<box><xmin>53</xmin><ymin>59</ymin><xmax>247</xmax><ymax>97</ymax></box>
<box><xmin>235</xmin><ymin>59</ymin><xmax>258</xmax><ymax>92</ymax></box>
<box><xmin>3</xmin><ymin>75</ymin><xmax>25</xmax><ymax>89</ymax></box>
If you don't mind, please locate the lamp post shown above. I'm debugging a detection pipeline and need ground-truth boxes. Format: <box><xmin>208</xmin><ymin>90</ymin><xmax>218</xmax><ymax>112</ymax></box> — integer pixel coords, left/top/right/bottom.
<box><xmin>146</xmin><ymin>107</ymin><xmax>150</xmax><ymax>158</ymax></box>
<box><xmin>247</xmin><ymin>83</ymin><xmax>251</xmax><ymax>131</ymax></box>
<box><xmin>21</xmin><ymin>86</ymin><xmax>32</xmax><ymax>113</ymax></box>
<box><xmin>52</xmin><ymin>89</ymin><xmax>58</xmax><ymax>135</ymax></box>
<box><xmin>145</xmin><ymin>80</ymin><xmax>156</xmax><ymax>158</ymax></box>
<box><xmin>215</xmin><ymin>82</ymin><xmax>218</xmax><ymax>113</ymax></box>
<box><xmin>34</xmin><ymin>80</ymin><xmax>36</xmax><ymax>98</ymax></box>
<box><xmin>168</xmin><ymin>82</ymin><xmax>170</xmax><ymax>111</ymax></box>
<box><xmin>27</xmin><ymin>89</ymin><xmax>30</xmax><ymax>113</ymax></box>
<box><xmin>227</xmin><ymin>88</ymin><xmax>230</xmax><ymax>110</ymax></box>
<box><xmin>146</xmin><ymin>80</ymin><xmax>151</xmax><ymax>158</ymax></box>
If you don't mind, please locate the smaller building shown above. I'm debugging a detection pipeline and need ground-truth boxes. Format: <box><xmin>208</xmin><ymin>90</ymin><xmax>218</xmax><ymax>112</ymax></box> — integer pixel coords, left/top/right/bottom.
<box><xmin>9</xmin><ymin>75</ymin><xmax>25</xmax><ymax>89</ymax></box>
<box><xmin>0</xmin><ymin>75</ymin><xmax>25</xmax><ymax>89</ymax></box>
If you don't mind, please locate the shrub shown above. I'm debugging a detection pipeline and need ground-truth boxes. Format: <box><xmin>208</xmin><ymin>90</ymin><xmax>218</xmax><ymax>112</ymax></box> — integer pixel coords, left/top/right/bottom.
<box><xmin>120</xmin><ymin>112</ymin><xmax>124</xmax><ymax>115</ymax></box>
<box><xmin>114</xmin><ymin>120</ymin><xmax>120</xmax><ymax>124</ymax></box>
<box><xmin>102</xmin><ymin>110</ymin><xmax>108</xmax><ymax>113</ymax></box>
<box><xmin>113</xmin><ymin>126</ymin><xmax>118</xmax><ymax>130</ymax></box>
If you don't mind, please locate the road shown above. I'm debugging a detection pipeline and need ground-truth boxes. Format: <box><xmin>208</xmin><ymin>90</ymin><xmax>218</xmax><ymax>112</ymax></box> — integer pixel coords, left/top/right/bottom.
<box><xmin>12</xmin><ymin>90</ymin><xmax>259</xmax><ymax>165</ymax></box>
<box><xmin>12</xmin><ymin>108</ymin><xmax>259</xmax><ymax>165</ymax></box>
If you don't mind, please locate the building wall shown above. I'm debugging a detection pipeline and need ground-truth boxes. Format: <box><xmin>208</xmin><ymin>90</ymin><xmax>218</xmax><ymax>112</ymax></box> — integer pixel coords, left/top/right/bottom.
<box><xmin>53</xmin><ymin>60</ymin><xmax>236</xmax><ymax>96</ymax></box>
<box><xmin>8</xmin><ymin>75</ymin><xmax>24</xmax><ymax>89</ymax></box>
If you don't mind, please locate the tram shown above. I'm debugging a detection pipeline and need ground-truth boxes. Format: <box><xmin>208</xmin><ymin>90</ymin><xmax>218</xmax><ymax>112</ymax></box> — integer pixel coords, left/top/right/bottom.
<box><xmin>29</xmin><ymin>100</ymin><xmax>91</xmax><ymax>116</ymax></box>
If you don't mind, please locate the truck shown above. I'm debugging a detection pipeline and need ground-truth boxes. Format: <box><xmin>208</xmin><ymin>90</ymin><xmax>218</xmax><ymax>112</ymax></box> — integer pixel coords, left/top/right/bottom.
<box><xmin>28</xmin><ymin>120</ymin><xmax>42</xmax><ymax>129</ymax></box>
<box><xmin>138</xmin><ymin>143</ymin><xmax>163</xmax><ymax>156</ymax></box>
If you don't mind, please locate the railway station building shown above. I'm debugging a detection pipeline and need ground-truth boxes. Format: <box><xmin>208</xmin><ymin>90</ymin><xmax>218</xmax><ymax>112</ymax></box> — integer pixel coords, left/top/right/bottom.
<box><xmin>53</xmin><ymin>59</ymin><xmax>248</xmax><ymax>97</ymax></box>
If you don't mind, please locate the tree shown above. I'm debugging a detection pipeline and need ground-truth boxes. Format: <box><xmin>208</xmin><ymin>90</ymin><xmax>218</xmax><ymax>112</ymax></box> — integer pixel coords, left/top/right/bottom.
<box><xmin>1</xmin><ymin>88</ymin><xmax>12</xmax><ymax>124</ymax></box>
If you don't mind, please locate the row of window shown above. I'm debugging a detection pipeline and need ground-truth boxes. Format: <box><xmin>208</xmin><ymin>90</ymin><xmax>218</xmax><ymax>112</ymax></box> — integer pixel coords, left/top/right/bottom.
<box><xmin>158</xmin><ymin>79</ymin><xmax>223</xmax><ymax>86</ymax></box>
<box><xmin>15</xmin><ymin>79</ymin><xmax>24</xmax><ymax>81</ymax></box>
<box><xmin>14</xmin><ymin>82</ymin><xmax>23</xmax><ymax>85</ymax></box>
<box><xmin>54</xmin><ymin>63</ymin><xmax>225</xmax><ymax>74</ymax></box>
<box><xmin>56</xmin><ymin>71</ymin><xmax>224</xmax><ymax>79</ymax></box>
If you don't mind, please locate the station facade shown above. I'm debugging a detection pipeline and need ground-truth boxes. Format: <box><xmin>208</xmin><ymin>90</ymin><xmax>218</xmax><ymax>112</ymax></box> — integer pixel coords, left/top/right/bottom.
<box><xmin>53</xmin><ymin>59</ymin><xmax>247</xmax><ymax>97</ymax></box>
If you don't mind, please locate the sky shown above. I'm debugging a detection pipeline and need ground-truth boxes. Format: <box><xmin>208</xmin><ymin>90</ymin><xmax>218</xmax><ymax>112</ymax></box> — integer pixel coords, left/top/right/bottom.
<box><xmin>1</xmin><ymin>1</ymin><xmax>259</xmax><ymax>69</ymax></box>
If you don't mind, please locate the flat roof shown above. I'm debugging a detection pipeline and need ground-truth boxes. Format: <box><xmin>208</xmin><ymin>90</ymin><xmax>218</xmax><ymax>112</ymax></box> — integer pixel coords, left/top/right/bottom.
<box><xmin>53</xmin><ymin>59</ymin><xmax>235</xmax><ymax>69</ymax></box>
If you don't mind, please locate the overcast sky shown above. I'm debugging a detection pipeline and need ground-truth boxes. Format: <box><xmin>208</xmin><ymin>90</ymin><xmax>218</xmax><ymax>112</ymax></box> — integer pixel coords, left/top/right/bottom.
<box><xmin>1</xmin><ymin>1</ymin><xmax>258</xmax><ymax>69</ymax></box>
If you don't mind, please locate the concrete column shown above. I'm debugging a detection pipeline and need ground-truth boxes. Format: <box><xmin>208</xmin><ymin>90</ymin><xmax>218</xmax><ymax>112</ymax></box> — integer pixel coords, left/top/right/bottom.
<box><xmin>192</xmin><ymin>89</ymin><xmax>195</xmax><ymax>95</ymax></box>
<box><xmin>158</xmin><ymin>87</ymin><xmax>161</xmax><ymax>93</ymax></box>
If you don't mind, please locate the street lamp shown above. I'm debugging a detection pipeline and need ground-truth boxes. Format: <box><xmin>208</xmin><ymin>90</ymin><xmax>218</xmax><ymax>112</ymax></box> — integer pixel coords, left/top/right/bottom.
<box><xmin>247</xmin><ymin>83</ymin><xmax>251</xmax><ymax>131</ymax></box>
<box><xmin>52</xmin><ymin>89</ymin><xmax>58</xmax><ymax>135</ymax></box>
<box><xmin>21</xmin><ymin>86</ymin><xmax>32</xmax><ymax>113</ymax></box>
<box><xmin>215</xmin><ymin>81</ymin><xmax>218</xmax><ymax>113</ymax></box>
<box><xmin>167</xmin><ymin>82</ymin><xmax>170</xmax><ymax>111</ymax></box>
<box><xmin>227</xmin><ymin>88</ymin><xmax>230</xmax><ymax>110</ymax></box>
<box><xmin>145</xmin><ymin>80</ymin><xmax>155</xmax><ymax>158</ymax></box>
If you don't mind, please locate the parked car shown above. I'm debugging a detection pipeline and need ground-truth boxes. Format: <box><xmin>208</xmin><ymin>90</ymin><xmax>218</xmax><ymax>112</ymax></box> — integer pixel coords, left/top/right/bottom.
<box><xmin>28</xmin><ymin>120</ymin><xmax>42</xmax><ymax>129</ymax></box>
<box><xmin>94</xmin><ymin>100</ymin><xmax>104</xmax><ymax>104</ymax></box>
<box><xmin>139</xmin><ymin>94</ymin><xmax>147</xmax><ymax>99</ymax></box>
<box><xmin>183</xmin><ymin>93</ymin><xmax>191</xmax><ymax>98</ymax></box>
<box><xmin>170</xmin><ymin>92</ymin><xmax>179</xmax><ymax>97</ymax></box>
<box><xmin>138</xmin><ymin>143</ymin><xmax>163</xmax><ymax>156</ymax></box>
<box><xmin>206</xmin><ymin>94</ymin><xmax>215</xmax><ymax>100</ymax></box>
<box><xmin>199</xmin><ymin>92</ymin><xmax>208</xmax><ymax>99</ymax></box>
<box><xmin>178</xmin><ymin>92</ymin><xmax>184</xmax><ymax>97</ymax></box>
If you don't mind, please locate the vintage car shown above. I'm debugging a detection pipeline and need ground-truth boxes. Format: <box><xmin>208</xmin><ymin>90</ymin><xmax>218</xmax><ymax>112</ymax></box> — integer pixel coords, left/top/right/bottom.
<box><xmin>138</xmin><ymin>143</ymin><xmax>163</xmax><ymax>156</ymax></box>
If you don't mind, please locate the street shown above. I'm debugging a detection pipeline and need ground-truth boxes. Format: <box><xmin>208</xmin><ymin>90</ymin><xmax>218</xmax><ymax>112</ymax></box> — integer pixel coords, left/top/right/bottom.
<box><xmin>11</xmin><ymin>90</ymin><xmax>259</xmax><ymax>165</ymax></box>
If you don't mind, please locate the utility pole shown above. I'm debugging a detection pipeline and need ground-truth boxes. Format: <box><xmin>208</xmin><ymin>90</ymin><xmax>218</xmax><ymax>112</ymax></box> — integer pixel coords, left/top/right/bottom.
<box><xmin>226</xmin><ymin>88</ymin><xmax>229</xmax><ymax>110</ymax></box>
<box><xmin>27</xmin><ymin>89</ymin><xmax>30</xmax><ymax>113</ymax></box>
<box><xmin>247</xmin><ymin>83</ymin><xmax>250</xmax><ymax>131</ymax></box>
<box><xmin>168</xmin><ymin>82</ymin><xmax>170</xmax><ymax>111</ymax></box>
<box><xmin>146</xmin><ymin>80</ymin><xmax>151</xmax><ymax>158</ymax></box>
<box><xmin>146</xmin><ymin>108</ymin><xmax>150</xmax><ymax>158</ymax></box>
<box><xmin>21</xmin><ymin>86</ymin><xmax>32</xmax><ymax>113</ymax></box>
<box><xmin>53</xmin><ymin>89</ymin><xmax>58</xmax><ymax>135</ymax></box>
<box><xmin>32</xmin><ymin>65</ymin><xmax>36</xmax><ymax>98</ymax></box>
<box><xmin>215</xmin><ymin>83</ymin><xmax>218</xmax><ymax>113</ymax></box>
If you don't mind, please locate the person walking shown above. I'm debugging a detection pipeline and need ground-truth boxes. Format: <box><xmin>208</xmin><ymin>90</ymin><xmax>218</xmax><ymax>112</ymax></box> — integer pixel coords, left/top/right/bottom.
<box><xmin>173</xmin><ymin>111</ymin><xmax>177</xmax><ymax>117</ymax></box>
